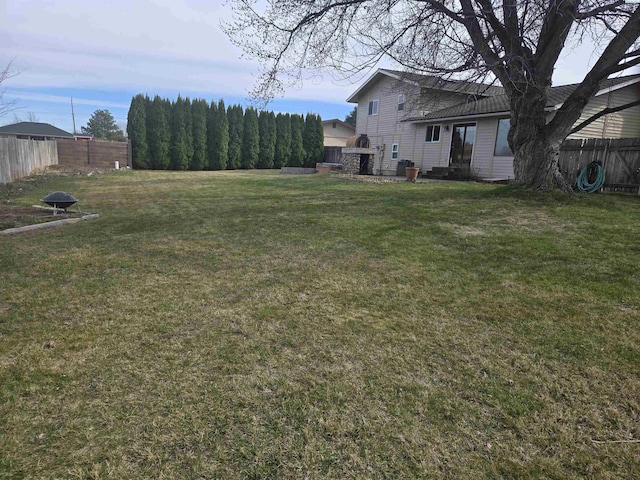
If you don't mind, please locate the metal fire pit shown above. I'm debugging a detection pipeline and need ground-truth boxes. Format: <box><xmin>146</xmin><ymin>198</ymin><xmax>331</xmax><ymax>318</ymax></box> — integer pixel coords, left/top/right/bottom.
<box><xmin>41</xmin><ymin>192</ymin><xmax>79</xmax><ymax>210</ymax></box>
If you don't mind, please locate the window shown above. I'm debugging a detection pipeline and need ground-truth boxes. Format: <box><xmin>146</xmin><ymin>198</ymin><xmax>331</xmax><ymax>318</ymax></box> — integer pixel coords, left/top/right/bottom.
<box><xmin>398</xmin><ymin>94</ymin><xmax>405</xmax><ymax>111</ymax></box>
<box><xmin>494</xmin><ymin>118</ymin><xmax>513</xmax><ymax>156</ymax></box>
<box><xmin>391</xmin><ymin>143</ymin><xmax>399</xmax><ymax>159</ymax></box>
<box><xmin>368</xmin><ymin>100</ymin><xmax>379</xmax><ymax>116</ymax></box>
<box><xmin>425</xmin><ymin>125</ymin><xmax>441</xmax><ymax>143</ymax></box>
<box><xmin>332</xmin><ymin>122</ymin><xmax>337</xmax><ymax>128</ymax></box>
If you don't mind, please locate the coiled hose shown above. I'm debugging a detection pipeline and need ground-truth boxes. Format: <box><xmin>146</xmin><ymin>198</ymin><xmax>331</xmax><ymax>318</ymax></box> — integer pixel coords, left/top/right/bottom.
<box><xmin>576</xmin><ymin>161</ymin><xmax>605</xmax><ymax>193</ymax></box>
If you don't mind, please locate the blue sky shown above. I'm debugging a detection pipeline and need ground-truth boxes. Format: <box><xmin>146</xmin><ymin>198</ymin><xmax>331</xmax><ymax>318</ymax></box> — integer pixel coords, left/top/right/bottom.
<box><xmin>2</xmin><ymin>0</ymin><xmax>635</xmax><ymax>135</ymax></box>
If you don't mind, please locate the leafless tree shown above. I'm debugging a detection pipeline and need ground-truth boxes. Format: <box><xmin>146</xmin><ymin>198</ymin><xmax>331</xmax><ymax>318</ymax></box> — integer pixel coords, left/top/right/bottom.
<box><xmin>0</xmin><ymin>60</ymin><xmax>19</xmax><ymax>120</ymax></box>
<box><xmin>225</xmin><ymin>1</ymin><xmax>640</xmax><ymax>191</ymax></box>
<box><xmin>12</xmin><ymin>112</ymin><xmax>39</xmax><ymax>123</ymax></box>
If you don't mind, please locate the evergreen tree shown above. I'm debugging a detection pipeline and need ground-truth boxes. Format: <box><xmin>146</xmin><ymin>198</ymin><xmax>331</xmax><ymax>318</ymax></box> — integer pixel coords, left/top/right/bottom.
<box><xmin>207</xmin><ymin>99</ymin><xmax>229</xmax><ymax>170</ymax></box>
<box><xmin>257</xmin><ymin>110</ymin><xmax>276</xmax><ymax>168</ymax></box>
<box><xmin>216</xmin><ymin>99</ymin><xmax>229</xmax><ymax>170</ymax></box>
<box><xmin>289</xmin><ymin>114</ymin><xmax>306</xmax><ymax>167</ymax></box>
<box><xmin>170</xmin><ymin>96</ymin><xmax>190</xmax><ymax>170</ymax></box>
<box><xmin>344</xmin><ymin>106</ymin><xmax>357</xmax><ymax>127</ymax></box>
<box><xmin>127</xmin><ymin>94</ymin><xmax>149</xmax><ymax>169</ymax></box>
<box><xmin>274</xmin><ymin>113</ymin><xmax>291</xmax><ymax>168</ymax></box>
<box><xmin>206</xmin><ymin>100</ymin><xmax>218</xmax><ymax>170</ymax></box>
<box><xmin>183</xmin><ymin>97</ymin><xmax>195</xmax><ymax>167</ymax></box>
<box><xmin>81</xmin><ymin>109</ymin><xmax>125</xmax><ymax>141</ymax></box>
<box><xmin>315</xmin><ymin>113</ymin><xmax>325</xmax><ymax>164</ymax></box>
<box><xmin>190</xmin><ymin>99</ymin><xmax>207</xmax><ymax>170</ymax></box>
<box><xmin>241</xmin><ymin>107</ymin><xmax>260</xmax><ymax>169</ymax></box>
<box><xmin>303</xmin><ymin>113</ymin><xmax>324</xmax><ymax>167</ymax></box>
<box><xmin>227</xmin><ymin>104</ymin><xmax>243</xmax><ymax>169</ymax></box>
<box><xmin>147</xmin><ymin>95</ymin><xmax>170</xmax><ymax>170</ymax></box>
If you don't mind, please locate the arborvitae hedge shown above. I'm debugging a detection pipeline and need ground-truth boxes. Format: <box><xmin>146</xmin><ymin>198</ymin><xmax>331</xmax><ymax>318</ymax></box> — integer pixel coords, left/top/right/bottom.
<box><xmin>227</xmin><ymin>104</ymin><xmax>243</xmax><ymax>170</ymax></box>
<box><xmin>147</xmin><ymin>95</ymin><xmax>170</xmax><ymax>170</ymax></box>
<box><xmin>127</xmin><ymin>94</ymin><xmax>149</xmax><ymax>169</ymax></box>
<box><xmin>303</xmin><ymin>113</ymin><xmax>324</xmax><ymax>167</ymax></box>
<box><xmin>274</xmin><ymin>113</ymin><xmax>291</xmax><ymax>168</ymax></box>
<box><xmin>289</xmin><ymin>114</ymin><xmax>306</xmax><ymax>167</ymax></box>
<box><xmin>129</xmin><ymin>94</ymin><xmax>322</xmax><ymax>170</ymax></box>
<box><xmin>190</xmin><ymin>99</ymin><xmax>207</xmax><ymax>171</ymax></box>
<box><xmin>258</xmin><ymin>111</ymin><xmax>276</xmax><ymax>169</ymax></box>
<box><xmin>241</xmin><ymin>107</ymin><xmax>260</xmax><ymax>169</ymax></box>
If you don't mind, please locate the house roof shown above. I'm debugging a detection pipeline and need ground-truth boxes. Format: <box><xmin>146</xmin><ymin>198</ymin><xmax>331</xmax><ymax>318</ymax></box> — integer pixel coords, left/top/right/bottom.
<box><xmin>0</xmin><ymin>122</ymin><xmax>74</xmax><ymax>138</ymax></box>
<box><xmin>322</xmin><ymin>118</ymin><xmax>356</xmax><ymax>130</ymax></box>
<box><xmin>403</xmin><ymin>74</ymin><xmax>640</xmax><ymax>123</ymax></box>
<box><xmin>346</xmin><ymin>68</ymin><xmax>504</xmax><ymax>103</ymax></box>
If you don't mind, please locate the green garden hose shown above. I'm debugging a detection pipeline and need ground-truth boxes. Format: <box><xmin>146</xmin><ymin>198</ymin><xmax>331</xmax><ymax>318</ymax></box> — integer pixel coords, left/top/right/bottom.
<box><xmin>576</xmin><ymin>161</ymin><xmax>605</xmax><ymax>193</ymax></box>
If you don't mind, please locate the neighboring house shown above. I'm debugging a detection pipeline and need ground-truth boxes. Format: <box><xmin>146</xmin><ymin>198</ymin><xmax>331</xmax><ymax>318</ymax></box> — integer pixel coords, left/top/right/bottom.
<box><xmin>322</xmin><ymin>119</ymin><xmax>356</xmax><ymax>163</ymax></box>
<box><xmin>0</xmin><ymin>122</ymin><xmax>75</xmax><ymax>141</ymax></box>
<box><xmin>347</xmin><ymin>69</ymin><xmax>640</xmax><ymax>179</ymax></box>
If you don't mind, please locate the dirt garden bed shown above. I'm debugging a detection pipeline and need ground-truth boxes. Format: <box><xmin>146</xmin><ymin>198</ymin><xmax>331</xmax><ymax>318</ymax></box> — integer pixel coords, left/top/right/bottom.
<box><xmin>0</xmin><ymin>165</ymin><xmax>112</xmax><ymax>231</ymax></box>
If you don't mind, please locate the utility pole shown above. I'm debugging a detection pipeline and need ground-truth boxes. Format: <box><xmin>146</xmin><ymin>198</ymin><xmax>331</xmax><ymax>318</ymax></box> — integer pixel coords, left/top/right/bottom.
<box><xmin>71</xmin><ymin>97</ymin><xmax>77</xmax><ymax>134</ymax></box>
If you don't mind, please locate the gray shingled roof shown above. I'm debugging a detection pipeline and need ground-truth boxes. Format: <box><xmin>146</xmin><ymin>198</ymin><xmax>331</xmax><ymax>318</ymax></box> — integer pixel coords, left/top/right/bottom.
<box><xmin>0</xmin><ymin>122</ymin><xmax>74</xmax><ymax>138</ymax></box>
<box><xmin>346</xmin><ymin>68</ymin><xmax>504</xmax><ymax>102</ymax></box>
<box><xmin>404</xmin><ymin>74</ymin><xmax>640</xmax><ymax>122</ymax></box>
<box><xmin>381</xmin><ymin>69</ymin><xmax>505</xmax><ymax>96</ymax></box>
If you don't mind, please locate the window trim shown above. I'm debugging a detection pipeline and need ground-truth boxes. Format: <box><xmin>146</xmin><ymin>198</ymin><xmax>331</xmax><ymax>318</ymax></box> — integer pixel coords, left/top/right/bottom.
<box><xmin>425</xmin><ymin>124</ymin><xmax>441</xmax><ymax>143</ymax></box>
<box><xmin>368</xmin><ymin>99</ymin><xmax>379</xmax><ymax>116</ymax></box>
<box><xmin>391</xmin><ymin>143</ymin><xmax>399</xmax><ymax>159</ymax></box>
<box><xmin>397</xmin><ymin>94</ymin><xmax>405</xmax><ymax>111</ymax></box>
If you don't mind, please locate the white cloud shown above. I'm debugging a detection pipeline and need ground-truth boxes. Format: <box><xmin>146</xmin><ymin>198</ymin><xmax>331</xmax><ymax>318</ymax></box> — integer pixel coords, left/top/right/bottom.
<box><xmin>0</xmin><ymin>0</ymin><xmax>357</xmax><ymax>103</ymax></box>
<box><xmin>4</xmin><ymin>91</ymin><xmax>130</xmax><ymax>109</ymax></box>
<box><xmin>3</xmin><ymin>0</ymin><xmax>634</xmax><ymax>114</ymax></box>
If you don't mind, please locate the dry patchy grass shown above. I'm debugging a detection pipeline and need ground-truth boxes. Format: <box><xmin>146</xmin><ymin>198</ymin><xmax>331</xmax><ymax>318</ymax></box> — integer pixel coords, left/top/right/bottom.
<box><xmin>1</xmin><ymin>171</ymin><xmax>639</xmax><ymax>479</ymax></box>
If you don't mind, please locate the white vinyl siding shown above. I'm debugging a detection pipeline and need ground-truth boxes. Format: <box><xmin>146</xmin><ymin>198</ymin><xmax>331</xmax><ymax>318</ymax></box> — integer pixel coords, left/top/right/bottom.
<box><xmin>567</xmin><ymin>83</ymin><xmax>640</xmax><ymax>139</ymax></box>
<box><xmin>356</xmin><ymin>76</ymin><xmax>420</xmax><ymax>173</ymax></box>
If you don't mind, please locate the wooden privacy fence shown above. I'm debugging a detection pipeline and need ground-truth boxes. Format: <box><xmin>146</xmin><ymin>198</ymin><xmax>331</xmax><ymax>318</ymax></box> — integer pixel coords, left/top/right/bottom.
<box><xmin>0</xmin><ymin>138</ymin><xmax>58</xmax><ymax>184</ymax></box>
<box><xmin>57</xmin><ymin>139</ymin><xmax>131</xmax><ymax>169</ymax></box>
<box><xmin>559</xmin><ymin>138</ymin><xmax>640</xmax><ymax>193</ymax></box>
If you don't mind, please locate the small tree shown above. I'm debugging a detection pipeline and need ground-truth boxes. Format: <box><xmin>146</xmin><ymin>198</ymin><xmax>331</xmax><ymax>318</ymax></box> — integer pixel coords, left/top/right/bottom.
<box><xmin>241</xmin><ymin>107</ymin><xmax>260</xmax><ymax>169</ymax></box>
<box><xmin>81</xmin><ymin>109</ymin><xmax>125</xmax><ymax>141</ymax></box>
<box><xmin>127</xmin><ymin>94</ymin><xmax>149</xmax><ymax>169</ymax></box>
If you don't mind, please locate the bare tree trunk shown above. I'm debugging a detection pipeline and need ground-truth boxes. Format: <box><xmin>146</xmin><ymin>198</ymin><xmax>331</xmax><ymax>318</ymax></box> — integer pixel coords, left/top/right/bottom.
<box><xmin>509</xmin><ymin>91</ymin><xmax>574</xmax><ymax>192</ymax></box>
<box><xmin>513</xmin><ymin>137</ymin><xmax>573</xmax><ymax>192</ymax></box>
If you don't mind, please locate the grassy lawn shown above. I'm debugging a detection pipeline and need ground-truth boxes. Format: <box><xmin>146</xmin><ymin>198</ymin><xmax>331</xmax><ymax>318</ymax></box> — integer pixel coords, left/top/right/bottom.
<box><xmin>1</xmin><ymin>170</ymin><xmax>639</xmax><ymax>479</ymax></box>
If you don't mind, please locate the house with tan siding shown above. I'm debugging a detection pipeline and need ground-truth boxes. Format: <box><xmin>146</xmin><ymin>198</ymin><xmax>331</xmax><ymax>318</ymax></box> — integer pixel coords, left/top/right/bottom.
<box><xmin>347</xmin><ymin>69</ymin><xmax>640</xmax><ymax>179</ymax></box>
<box><xmin>322</xmin><ymin>119</ymin><xmax>356</xmax><ymax>163</ymax></box>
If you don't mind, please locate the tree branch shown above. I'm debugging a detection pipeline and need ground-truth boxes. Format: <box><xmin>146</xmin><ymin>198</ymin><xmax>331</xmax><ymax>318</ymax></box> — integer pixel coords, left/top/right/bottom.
<box><xmin>568</xmin><ymin>99</ymin><xmax>640</xmax><ymax>135</ymax></box>
<box><xmin>575</xmin><ymin>0</ymin><xmax>626</xmax><ymax>19</ymax></box>
<box><xmin>547</xmin><ymin>4</ymin><xmax>640</xmax><ymax>140</ymax></box>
